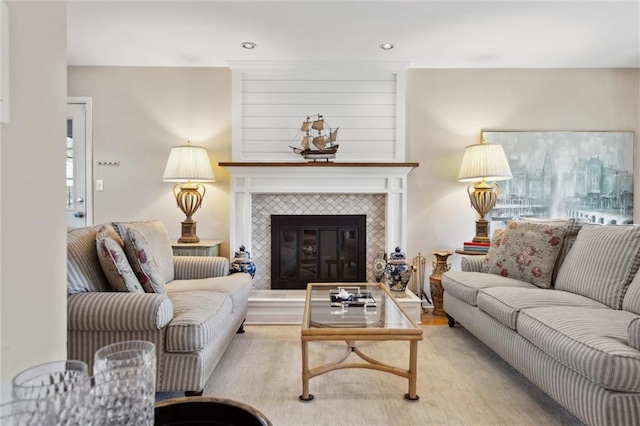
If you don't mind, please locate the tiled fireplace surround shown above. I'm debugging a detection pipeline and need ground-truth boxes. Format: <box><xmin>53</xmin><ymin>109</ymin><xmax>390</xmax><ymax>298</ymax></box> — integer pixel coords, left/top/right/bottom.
<box><xmin>251</xmin><ymin>193</ymin><xmax>385</xmax><ymax>289</ymax></box>
<box><xmin>221</xmin><ymin>163</ymin><xmax>421</xmax><ymax>323</ymax></box>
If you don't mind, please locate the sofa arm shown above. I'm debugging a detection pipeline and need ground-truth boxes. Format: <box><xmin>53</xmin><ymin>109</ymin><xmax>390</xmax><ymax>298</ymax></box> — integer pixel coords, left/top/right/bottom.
<box><xmin>68</xmin><ymin>292</ymin><xmax>173</xmax><ymax>331</ymax></box>
<box><xmin>630</xmin><ymin>317</ymin><xmax>640</xmax><ymax>351</ymax></box>
<box><xmin>173</xmin><ymin>256</ymin><xmax>230</xmax><ymax>279</ymax></box>
<box><xmin>461</xmin><ymin>255</ymin><xmax>485</xmax><ymax>272</ymax></box>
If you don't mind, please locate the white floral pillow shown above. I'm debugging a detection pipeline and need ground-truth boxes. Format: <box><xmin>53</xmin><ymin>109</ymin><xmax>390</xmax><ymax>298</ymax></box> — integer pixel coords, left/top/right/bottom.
<box><xmin>481</xmin><ymin>220</ymin><xmax>568</xmax><ymax>288</ymax></box>
<box><xmin>95</xmin><ymin>225</ymin><xmax>144</xmax><ymax>293</ymax></box>
<box><xmin>124</xmin><ymin>228</ymin><xmax>166</xmax><ymax>294</ymax></box>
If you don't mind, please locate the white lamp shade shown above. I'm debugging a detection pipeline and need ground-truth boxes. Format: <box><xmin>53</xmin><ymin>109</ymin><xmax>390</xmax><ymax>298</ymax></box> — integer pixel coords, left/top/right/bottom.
<box><xmin>457</xmin><ymin>143</ymin><xmax>512</xmax><ymax>182</ymax></box>
<box><xmin>163</xmin><ymin>144</ymin><xmax>215</xmax><ymax>183</ymax></box>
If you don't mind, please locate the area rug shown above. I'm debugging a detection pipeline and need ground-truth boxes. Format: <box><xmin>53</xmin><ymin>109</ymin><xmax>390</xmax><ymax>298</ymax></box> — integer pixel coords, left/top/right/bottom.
<box><xmin>202</xmin><ymin>325</ymin><xmax>582</xmax><ymax>426</ymax></box>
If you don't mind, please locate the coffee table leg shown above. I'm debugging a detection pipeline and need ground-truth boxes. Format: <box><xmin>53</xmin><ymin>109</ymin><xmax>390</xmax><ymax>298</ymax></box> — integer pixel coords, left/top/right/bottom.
<box><xmin>299</xmin><ymin>339</ymin><xmax>314</xmax><ymax>402</ymax></box>
<box><xmin>404</xmin><ymin>340</ymin><xmax>419</xmax><ymax>401</ymax></box>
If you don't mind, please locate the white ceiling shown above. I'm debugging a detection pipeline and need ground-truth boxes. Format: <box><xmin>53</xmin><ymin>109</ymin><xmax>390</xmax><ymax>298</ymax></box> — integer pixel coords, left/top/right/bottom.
<box><xmin>67</xmin><ymin>0</ymin><xmax>640</xmax><ymax>68</ymax></box>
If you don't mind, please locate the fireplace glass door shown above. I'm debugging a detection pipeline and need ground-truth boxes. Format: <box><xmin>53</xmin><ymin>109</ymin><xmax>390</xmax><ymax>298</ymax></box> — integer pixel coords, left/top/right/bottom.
<box><xmin>271</xmin><ymin>215</ymin><xmax>366</xmax><ymax>289</ymax></box>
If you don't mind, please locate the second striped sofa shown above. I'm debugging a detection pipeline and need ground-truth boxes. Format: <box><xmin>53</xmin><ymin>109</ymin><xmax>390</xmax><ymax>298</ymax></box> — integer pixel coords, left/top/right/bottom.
<box><xmin>443</xmin><ymin>220</ymin><xmax>640</xmax><ymax>426</ymax></box>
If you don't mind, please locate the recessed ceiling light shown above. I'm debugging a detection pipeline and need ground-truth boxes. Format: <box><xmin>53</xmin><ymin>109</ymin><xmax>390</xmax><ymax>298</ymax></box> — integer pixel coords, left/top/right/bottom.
<box><xmin>379</xmin><ymin>43</ymin><xmax>394</xmax><ymax>50</ymax></box>
<box><xmin>241</xmin><ymin>42</ymin><xmax>257</xmax><ymax>50</ymax></box>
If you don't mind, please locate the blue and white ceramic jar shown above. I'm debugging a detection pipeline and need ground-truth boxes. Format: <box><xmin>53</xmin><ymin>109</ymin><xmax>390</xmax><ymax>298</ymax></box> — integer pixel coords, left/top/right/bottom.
<box><xmin>229</xmin><ymin>245</ymin><xmax>256</xmax><ymax>278</ymax></box>
<box><xmin>383</xmin><ymin>247</ymin><xmax>412</xmax><ymax>297</ymax></box>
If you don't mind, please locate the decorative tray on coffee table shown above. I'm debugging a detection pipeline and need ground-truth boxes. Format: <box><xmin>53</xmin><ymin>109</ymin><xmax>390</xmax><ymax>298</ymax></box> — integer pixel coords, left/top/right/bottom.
<box><xmin>329</xmin><ymin>287</ymin><xmax>376</xmax><ymax>307</ymax></box>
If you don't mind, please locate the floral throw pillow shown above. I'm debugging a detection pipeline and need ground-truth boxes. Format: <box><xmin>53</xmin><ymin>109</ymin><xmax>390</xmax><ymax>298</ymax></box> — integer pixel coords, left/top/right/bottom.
<box><xmin>481</xmin><ymin>220</ymin><xmax>568</xmax><ymax>288</ymax></box>
<box><xmin>124</xmin><ymin>228</ymin><xmax>166</xmax><ymax>294</ymax></box>
<box><xmin>95</xmin><ymin>225</ymin><xmax>144</xmax><ymax>293</ymax></box>
<box><xmin>480</xmin><ymin>228</ymin><xmax>505</xmax><ymax>273</ymax></box>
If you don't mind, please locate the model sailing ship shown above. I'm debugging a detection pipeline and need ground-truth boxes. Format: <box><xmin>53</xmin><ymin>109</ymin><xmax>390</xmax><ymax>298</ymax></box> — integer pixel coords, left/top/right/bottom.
<box><xmin>290</xmin><ymin>114</ymin><xmax>339</xmax><ymax>161</ymax></box>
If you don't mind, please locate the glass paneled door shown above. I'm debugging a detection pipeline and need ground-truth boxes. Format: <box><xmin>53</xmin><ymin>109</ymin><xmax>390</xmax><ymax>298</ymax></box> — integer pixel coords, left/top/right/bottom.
<box><xmin>67</xmin><ymin>100</ymin><xmax>91</xmax><ymax>229</ymax></box>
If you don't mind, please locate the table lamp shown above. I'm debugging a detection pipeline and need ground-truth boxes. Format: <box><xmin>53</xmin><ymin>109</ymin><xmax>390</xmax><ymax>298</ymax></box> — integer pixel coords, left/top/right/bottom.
<box><xmin>457</xmin><ymin>138</ymin><xmax>512</xmax><ymax>242</ymax></box>
<box><xmin>163</xmin><ymin>141</ymin><xmax>215</xmax><ymax>243</ymax></box>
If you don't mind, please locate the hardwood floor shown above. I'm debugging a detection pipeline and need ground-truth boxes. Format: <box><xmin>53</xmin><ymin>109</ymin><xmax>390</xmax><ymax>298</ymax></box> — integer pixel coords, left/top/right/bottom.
<box><xmin>421</xmin><ymin>308</ymin><xmax>449</xmax><ymax>326</ymax></box>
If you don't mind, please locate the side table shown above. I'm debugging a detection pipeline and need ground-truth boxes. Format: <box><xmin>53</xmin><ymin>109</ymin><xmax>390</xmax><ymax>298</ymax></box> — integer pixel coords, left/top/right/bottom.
<box><xmin>171</xmin><ymin>240</ymin><xmax>222</xmax><ymax>257</ymax></box>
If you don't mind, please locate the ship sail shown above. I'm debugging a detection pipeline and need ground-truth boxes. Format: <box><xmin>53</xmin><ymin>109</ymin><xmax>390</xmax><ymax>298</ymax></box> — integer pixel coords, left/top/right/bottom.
<box><xmin>301</xmin><ymin>136</ymin><xmax>311</xmax><ymax>150</ymax></box>
<box><xmin>301</xmin><ymin>119</ymin><xmax>312</xmax><ymax>132</ymax></box>
<box><xmin>329</xmin><ymin>128</ymin><xmax>338</xmax><ymax>143</ymax></box>
<box><xmin>311</xmin><ymin>117</ymin><xmax>324</xmax><ymax>131</ymax></box>
<box><xmin>312</xmin><ymin>135</ymin><xmax>327</xmax><ymax>149</ymax></box>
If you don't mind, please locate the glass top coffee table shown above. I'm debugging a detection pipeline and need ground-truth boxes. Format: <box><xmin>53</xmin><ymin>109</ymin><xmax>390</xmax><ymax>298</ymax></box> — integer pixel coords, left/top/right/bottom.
<box><xmin>300</xmin><ymin>282</ymin><xmax>423</xmax><ymax>402</ymax></box>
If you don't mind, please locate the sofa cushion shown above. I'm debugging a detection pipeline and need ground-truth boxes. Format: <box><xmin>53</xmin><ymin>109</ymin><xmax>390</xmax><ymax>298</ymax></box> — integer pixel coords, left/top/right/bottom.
<box><xmin>115</xmin><ymin>220</ymin><xmax>175</xmax><ymax>283</ymax></box>
<box><xmin>165</xmin><ymin>291</ymin><xmax>231</xmax><ymax>352</ymax></box>
<box><xmin>518</xmin><ymin>306</ymin><xmax>640</xmax><ymax>392</ymax></box>
<box><xmin>476</xmin><ymin>287</ymin><xmax>608</xmax><ymax>330</ymax></box>
<box><xmin>630</xmin><ymin>317</ymin><xmax>640</xmax><ymax>351</ymax></box>
<box><xmin>480</xmin><ymin>220</ymin><xmax>567</xmax><ymax>288</ymax></box>
<box><xmin>555</xmin><ymin>224</ymin><xmax>640</xmax><ymax>309</ymax></box>
<box><xmin>623</xmin><ymin>270</ymin><xmax>640</xmax><ymax>315</ymax></box>
<box><xmin>68</xmin><ymin>226</ymin><xmax>111</xmax><ymax>294</ymax></box>
<box><xmin>124</xmin><ymin>228</ymin><xmax>166</xmax><ymax>294</ymax></box>
<box><xmin>630</xmin><ymin>318</ymin><xmax>640</xmax><ymax>351</ymax></box>
<box><xmin>553</xmin><ymin>218</ymin><xmax>587</xmax><ymax>276</ymax></box>
<box><xmin>96</xmin><ymin>225</ymin><xmax>144</xmax><ymax>293</ymax></box>
<box><xmin>441</xmin><ymin>271</ymin><xmax>536</xmax><ymax>306</ymax></box>
<box><xmin>166</xmin><ymin>273</ymin><xmax>252</xmax><ymax>314</ymax></box>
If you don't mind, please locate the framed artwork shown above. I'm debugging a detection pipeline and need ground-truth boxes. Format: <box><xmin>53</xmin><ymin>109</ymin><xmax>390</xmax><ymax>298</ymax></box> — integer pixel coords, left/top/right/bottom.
<box><xmin>482</xmin><ymin>131</ymin><xmax>634</xmax><ymax>230</ymax></box>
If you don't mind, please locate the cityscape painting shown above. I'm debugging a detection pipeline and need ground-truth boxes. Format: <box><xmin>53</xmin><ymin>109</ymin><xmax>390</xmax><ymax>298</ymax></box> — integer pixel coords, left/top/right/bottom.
<box><xmin>482</xmin><ymin>131</ymin><xmax>634</xmax><ymax>231</ymax></box>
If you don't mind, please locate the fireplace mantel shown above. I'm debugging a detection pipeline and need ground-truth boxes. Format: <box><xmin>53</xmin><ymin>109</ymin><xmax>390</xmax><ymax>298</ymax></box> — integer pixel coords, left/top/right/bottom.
<box><xmin>220</xmin><ymin>161</ymin><xmax>419</xmax><ymax>263</ymax></box>
<box><xmin>219</xmin><ymin>162</ymin><xmax>419</xmax><ymax>168</ymax></box>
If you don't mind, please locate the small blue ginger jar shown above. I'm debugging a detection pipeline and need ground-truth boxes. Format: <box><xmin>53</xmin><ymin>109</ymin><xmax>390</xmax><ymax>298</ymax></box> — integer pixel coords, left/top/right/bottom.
<box><xmin>229</xmin><ymin>245</ymin><xmax>256</xmax><ymax>278</ymax></box>
<box><xmin>383</xmin><ymin>247</ymin><xmax>413</xmax><ymax>297</ymax></box>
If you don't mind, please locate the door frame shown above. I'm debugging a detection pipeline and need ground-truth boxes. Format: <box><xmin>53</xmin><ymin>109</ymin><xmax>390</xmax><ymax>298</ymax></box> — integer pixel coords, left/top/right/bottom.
<box><xmin>68</xmin><ymin>97</ymin><xmax>93</xmax><ymax>226</ymax></box>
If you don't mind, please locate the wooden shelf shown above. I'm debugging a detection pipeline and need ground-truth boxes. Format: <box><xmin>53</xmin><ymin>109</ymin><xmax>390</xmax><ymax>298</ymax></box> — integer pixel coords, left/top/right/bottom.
<box><xmin>219</xmin><ymin>162</ymin><xmax>419</xmax><ymax>168</ymax></box>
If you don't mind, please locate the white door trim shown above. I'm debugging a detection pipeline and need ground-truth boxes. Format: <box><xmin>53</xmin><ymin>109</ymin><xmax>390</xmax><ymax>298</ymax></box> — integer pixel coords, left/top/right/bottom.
<box><xmin>68</xmin><ymin>97</ymin><xmax>93</xmax><ymax>226</ymax></box>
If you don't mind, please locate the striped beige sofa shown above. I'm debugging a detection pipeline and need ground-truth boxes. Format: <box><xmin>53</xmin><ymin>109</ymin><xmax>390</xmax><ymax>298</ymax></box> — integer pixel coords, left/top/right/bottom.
<box><xmin>66</xmin><ymin>220</ymin><xmax>253</xmax><ymax>394</ymax></box>
<box><xmin>443</xmin><ymin>220</ymin><xmax>640</xmax><ymax>426</ymax></box>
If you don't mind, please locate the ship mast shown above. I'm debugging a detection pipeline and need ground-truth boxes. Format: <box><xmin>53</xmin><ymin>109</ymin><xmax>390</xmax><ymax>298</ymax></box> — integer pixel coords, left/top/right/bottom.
<box><xmin>301</xmin><ymin>116</ymin><xmax>312</xmax><ymax>150</ymax></box>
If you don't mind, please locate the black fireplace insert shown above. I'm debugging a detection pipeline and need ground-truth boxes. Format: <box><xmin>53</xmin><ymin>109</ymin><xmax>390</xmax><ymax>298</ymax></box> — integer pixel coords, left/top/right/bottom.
<box><xmin>270</xmin><ymin>215</ymin><xmax>366</xmax><ymax>290</ymax></box>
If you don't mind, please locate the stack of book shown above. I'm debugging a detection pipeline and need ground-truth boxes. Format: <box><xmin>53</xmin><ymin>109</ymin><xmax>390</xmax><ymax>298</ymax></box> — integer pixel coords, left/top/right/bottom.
<box><xmin>463</xmin><ymin>241</ymin><xmax>490</xmax><ymax>253</ymax></box>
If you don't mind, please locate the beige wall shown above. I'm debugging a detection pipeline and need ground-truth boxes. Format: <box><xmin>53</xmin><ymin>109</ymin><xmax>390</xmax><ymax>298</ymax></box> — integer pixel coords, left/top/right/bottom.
<box><xmin>67</xmin><ymin>67</ymin><xmax>640</xmax><ymax>279</ymax></box>
<box><xmin>67</xmin><ymin>67</ymin><xmax>233</xmax><ymax>256</ymax></box>
<box><xmin>406</xmin><ymin>68</ymin><xmax>640</xmax><ymax>270</ymax></box>
<box><xmin>1</xmin><ymin>2</ymin><xmax>68</xmax><ymax>384</ymax></box>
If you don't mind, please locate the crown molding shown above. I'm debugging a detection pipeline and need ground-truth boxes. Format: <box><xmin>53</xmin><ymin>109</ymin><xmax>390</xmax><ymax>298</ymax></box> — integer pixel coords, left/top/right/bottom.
<box><xmin>226</xmin><ymin>60</ymin><xmax>412</xmax><ymax>73</ymax></box>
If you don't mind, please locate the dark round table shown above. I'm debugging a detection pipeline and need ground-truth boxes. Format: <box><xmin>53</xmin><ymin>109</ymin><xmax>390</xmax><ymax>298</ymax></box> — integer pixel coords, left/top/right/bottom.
<box><xmin>155</xmin><ymin>396</ymin><xmax>272</xmax><ymax>426</ymax></box>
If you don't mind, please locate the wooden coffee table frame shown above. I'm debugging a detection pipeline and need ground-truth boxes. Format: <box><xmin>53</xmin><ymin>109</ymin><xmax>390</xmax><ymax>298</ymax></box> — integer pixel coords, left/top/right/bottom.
<box><xmin>299</xmin><ymin>283</ymin><xmax>423</xmax><ymax>402</ymax></box>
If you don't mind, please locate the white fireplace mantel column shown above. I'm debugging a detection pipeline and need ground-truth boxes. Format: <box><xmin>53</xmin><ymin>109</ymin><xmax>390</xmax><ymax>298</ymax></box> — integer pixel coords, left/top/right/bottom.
<box><xmin>219</xmin><ymin>162</ymin><xmax>419</xmax><ymax>257</ymax></box>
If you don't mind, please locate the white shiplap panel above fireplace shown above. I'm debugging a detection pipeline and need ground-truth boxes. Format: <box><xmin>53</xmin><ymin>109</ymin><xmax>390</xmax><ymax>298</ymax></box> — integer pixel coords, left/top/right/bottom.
<box><xmin>229</xmin><ymin>62</ymin><xmax>408</xmax><ymax>162</ymax></box>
